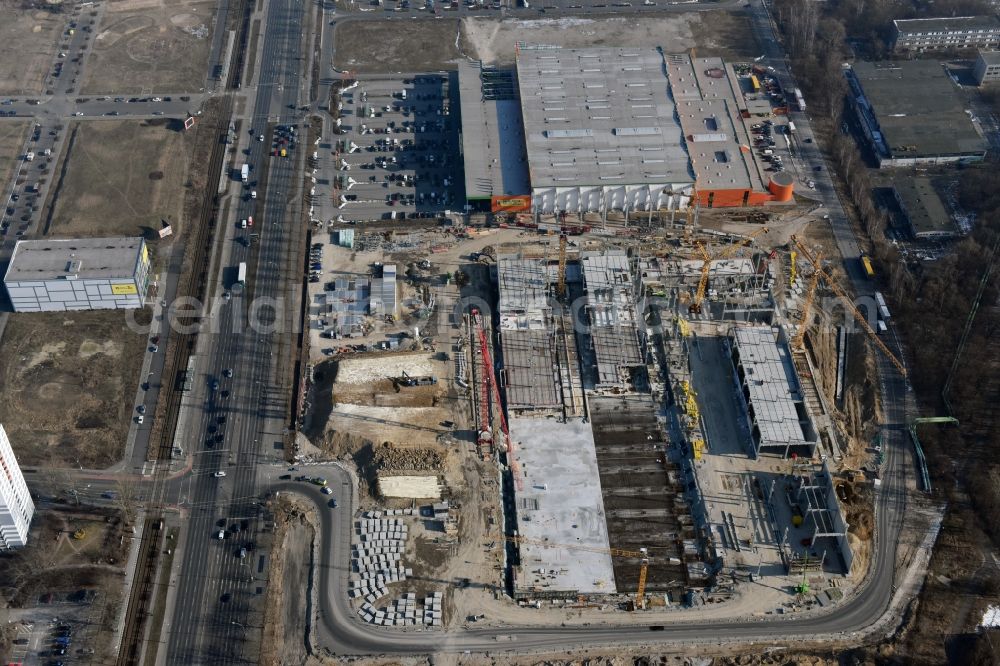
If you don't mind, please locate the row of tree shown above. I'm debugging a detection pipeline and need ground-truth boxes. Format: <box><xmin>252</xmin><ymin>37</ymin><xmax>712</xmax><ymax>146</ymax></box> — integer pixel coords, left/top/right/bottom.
<box><xmin>767</xmin><ymin>2</ymin><xmax>1000</xmax><ymax>661</ymax></box>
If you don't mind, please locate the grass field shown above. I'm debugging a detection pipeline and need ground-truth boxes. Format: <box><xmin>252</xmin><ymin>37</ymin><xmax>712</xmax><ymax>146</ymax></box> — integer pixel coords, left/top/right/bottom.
<box><xmin>0</xmin><ymin>310</ymin><xmax>148</xmax><ymax>469</ymax></box>
<box><xmin>82</xmin><ymin>0</ymin><xmax>215</xmax><ymax>94</ymax></box>
<box><xmin>0</xmin><ymin>121</ymin><xmax>30</xmax><ymax>192</ymax></box>
<box><xmin>46</xmin><ymin>119</ymin><xmax>197</xmax><ymax>240</ymax></box>
<box><xmin>334</xmin><ymin>19</ymin><xmax>464</xmax><ymax>73</ymax></box>
<box><xmin>0</xmin><ymin>2</ymin><xmax>64</xmax><ymax>94</ymax></box>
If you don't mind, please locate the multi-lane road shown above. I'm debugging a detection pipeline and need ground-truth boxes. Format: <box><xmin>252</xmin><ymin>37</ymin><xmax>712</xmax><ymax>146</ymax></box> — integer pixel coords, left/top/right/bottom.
<box><xmin>1</xmin><ymin>0</ymin><xmax>921</xmax><ymax>660</ymax></box>
<box><xmin>295</xmin><ymin>0</ymin><xmax>918</xmax><ymax>658</ymax></box>
<box><xmin>164</xmin><ymin>0</ymin><xmax>311</xmax><ymax>659</ymax></box>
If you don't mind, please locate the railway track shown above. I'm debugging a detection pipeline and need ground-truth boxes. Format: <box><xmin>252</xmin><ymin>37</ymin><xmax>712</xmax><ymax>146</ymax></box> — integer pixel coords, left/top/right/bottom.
<box><xmin>115</xmin><ymin>3</ymin><xmax>252</xmax><ymax>661</ymax></box>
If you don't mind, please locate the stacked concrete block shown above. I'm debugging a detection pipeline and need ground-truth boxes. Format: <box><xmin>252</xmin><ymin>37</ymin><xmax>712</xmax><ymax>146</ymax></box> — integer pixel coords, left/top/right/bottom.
<box><xmin>421</xmin><ymin>591</ymin><xmax>444</xmax><ymax>627</ymax></box>
<box><xmin>355</xmin><ymin>588</ymin><xmax>445</xmax><ymax>628</ymax></box>
<box><xmin>351</xmin><ymin>517</ymin><xmax>411</xmax><ymax>603</ymax></box>
<box><xmin>351</xmin><ymin>514</ymin><xmax>445</xmax><ymax>628</ymax></box>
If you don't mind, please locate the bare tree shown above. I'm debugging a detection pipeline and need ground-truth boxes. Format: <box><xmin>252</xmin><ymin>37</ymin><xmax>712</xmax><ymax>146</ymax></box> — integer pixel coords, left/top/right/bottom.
<box><xmin>114</xmin><ymin>477</ymin><xmax>141</xmax><ymax>524</ymax></box>
<box><xmin>49</xmin><ymin>468</ymin><xmax>81</xmax><ymax>506</ymax></box>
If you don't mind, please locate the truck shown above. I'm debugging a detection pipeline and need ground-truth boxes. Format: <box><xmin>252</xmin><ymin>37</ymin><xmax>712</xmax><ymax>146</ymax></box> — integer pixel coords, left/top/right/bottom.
<box><xmin>874</xmin><ymin>291</ymin><xmax>890</xmax><ymax>320</ymax></box>
<box><xmin>793</xmin><ymin>88</ymin><xmax>806</xmax><ymax>112</ymax></box>
<box><xmin>241</xmin><ymin>164</ymin><xmax>249</xmax><ymax>183</ymax></box>
<box><xmin>861</xmin><ymin>254</ymin><xmax>875</xmax><ymax>278</ymax></box>
<box><xmin>24</xmin><ymin>151</ymin><xmax>34</xmax><ymax>162</ymax></box>
<box><xmin>237</xmin><ymin>262</ymin><xmax>247</xmax><ymax>286</ymax></box>
<box><xmin>787</xmin><ymin>121</ymin><xmax>796</xmax><ymax>134</ymax></box>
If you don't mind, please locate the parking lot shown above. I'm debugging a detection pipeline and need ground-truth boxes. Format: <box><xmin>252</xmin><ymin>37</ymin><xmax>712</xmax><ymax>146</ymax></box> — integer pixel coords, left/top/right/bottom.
<box><xmin>7</xmin><ymin>596</ymin><xmax>101</xmax><ymax>665</ymax></box>
<box><xmin>330</xmin><ymin>74</ymin><xmax>462</xmax><ymax>223</ymax></box>
<box><xmin>0</xmin><ymin>122</ymin><xmax>62</xmax><ymax>249</ymax></box>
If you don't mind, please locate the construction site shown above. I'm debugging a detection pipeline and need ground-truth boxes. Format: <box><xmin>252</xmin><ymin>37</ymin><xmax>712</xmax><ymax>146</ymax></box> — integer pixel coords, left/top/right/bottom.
<box><xmin>309</xmin><ymin>204</ymin><xmax>889</xmax><ymax>623</ymax></box>
<box><xmin>445</xmin><ymin>207</ymin><xmax>887</xmax><ymax>614</ymax></box>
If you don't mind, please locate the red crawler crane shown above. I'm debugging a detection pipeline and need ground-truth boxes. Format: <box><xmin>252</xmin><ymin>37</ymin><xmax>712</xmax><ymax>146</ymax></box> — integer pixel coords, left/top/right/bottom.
<box><xmin>471</xmin><ymin>309</ymin><xmax>523</xmax><ymax>491</ymax></box>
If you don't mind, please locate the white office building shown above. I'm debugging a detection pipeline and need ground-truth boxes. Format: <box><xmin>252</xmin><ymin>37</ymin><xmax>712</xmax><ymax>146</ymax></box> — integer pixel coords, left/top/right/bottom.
<box><xmin>0</xmin><ymin>425</ymin><xmax>34</xmax><ymax>549</ymax></box>
<box><xmin>3</xmin><ymin>237</ymin><xmax>150</xmax><ymax>312</ymax></box>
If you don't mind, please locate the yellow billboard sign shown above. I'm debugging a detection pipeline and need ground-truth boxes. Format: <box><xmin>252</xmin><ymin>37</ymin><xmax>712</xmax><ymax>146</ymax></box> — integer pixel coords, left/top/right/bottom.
<box><xmin>141</xmin><ymin>243</ymin><xmax>149</xmax><ymax>266</ymax></box>
<box><xmin>111</xmin><ymin>284</ymin><xmax>138</xmax><ymax>295</ymax></box>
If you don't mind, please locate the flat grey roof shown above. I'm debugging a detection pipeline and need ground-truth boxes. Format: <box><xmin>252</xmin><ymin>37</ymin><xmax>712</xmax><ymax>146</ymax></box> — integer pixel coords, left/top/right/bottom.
<box><xmin>5</xmin><ymin>237</ymin><xmax>144</xmax><ymax>282</ymax></box>
<box><xmin>509</xmin><ymin>417</ymin><xmax>616</xmax><ymax>595</ymax></box>
<box><xmin>325</xmin><ymin>277</ymin><xmax>370</xmax><ymax>336</ymax></box>
<box><xmin>580</xmin><ymin>251</ymin><xmax>642</xmax><ymax>386</ymax></box>
<box><xmin>893</xmin><ymin>177</ymin><xmax>955</xmax><ymax>236</ymax></box>
<box><xmin>665</xmin><ymin>55</ymin><xmax>762</xmax><ymax>191</ymax></box>
<box><xmin>894</xmin><ymin>15</ymin><xmax>1000</xmax><ymax>34</ymax></box>
<box><xmin>500</xmin><ymin>330</ymin><xmax>561</xmax><ymax>409</ymax></box>
<box><xmin>732</xmin><ymin>326</ymin><xmax>811</xmax><ymax>447</ymax></box>
<box><xmin>979</xmin><ymin>50</ymin><xmax>1000</xmax><ymax>65</ymax></box>
<box><xmin>851</xmin><ymin>61</ymin><xmax>987</xmax><ymax>159</ymax></box>
<box><xmin>497</xmin><ymin>254</ymin><xmax>550</xmax><ymax>329</ymax></box>
<box><xmin>516</xmin><ymin>46</ymin><xmax>694</xmax><ymax>188</ymax></box>
<box><xmin>459</xmin><ymin>60</ymin><xmax>531</xmax><ymax>200</ymax></box>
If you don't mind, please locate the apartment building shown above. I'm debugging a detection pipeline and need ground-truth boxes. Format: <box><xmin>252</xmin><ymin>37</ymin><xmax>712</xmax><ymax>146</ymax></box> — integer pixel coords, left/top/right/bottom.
<box><xmin>892</xmin><ymin>16</ymin><xmax>1000</xmax><ymax>53</ymax></box>
<box><xmin>0</xmin><ymin>425</ymin><xmax>34</xmax><ymax>549</ymax></box>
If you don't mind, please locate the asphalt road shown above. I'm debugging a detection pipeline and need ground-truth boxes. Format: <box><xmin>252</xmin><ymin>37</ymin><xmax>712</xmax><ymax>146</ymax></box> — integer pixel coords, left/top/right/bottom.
<box><xmin>2</xmin><ymin>0</ymin><xmax>918</xmax><ymax>658</ymax></box>
<box><xmin>288</xmin><ymin>0</ymin><xmax>918</xmax><ymax>657</ymax></box>
<box><xmin>287</xmin><ymin>431</ymin><xmax>910</xmax><ymax>656</ymax></box>
<box><xmin>164</xmin><ymin>0</ymin><xmax>310</xmax><ymax>660</ymax></box>
<box><xmin>343</xmin><ymin>0</ymin><xmax>743</xmax><ymax>19</ymax></box>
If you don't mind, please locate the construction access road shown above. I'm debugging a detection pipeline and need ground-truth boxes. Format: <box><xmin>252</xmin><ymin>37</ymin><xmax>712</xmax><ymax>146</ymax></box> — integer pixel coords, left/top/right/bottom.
<box><xmin>294</xmin><ymin>0</ymin><xmax>918</xmax><ymax>656</ymax></box>
<box><xmin>290</xmin><ymin>413</ymin><xmax>909</xmax><ymax>655</ymax></box>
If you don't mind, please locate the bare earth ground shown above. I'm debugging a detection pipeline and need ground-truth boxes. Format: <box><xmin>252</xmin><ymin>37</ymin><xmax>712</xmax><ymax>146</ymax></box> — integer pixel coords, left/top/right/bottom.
<box><xmin>46</xmin><ymin>119</ymin><xmax>196</xmax><ymax>243</ymax></box>
<box><xmin>0</xmin><ymin>121</ymin><xmax>30</xmax><ymax>190</ymax></box>
<box><xmin>462</xmin><ymin>11</ymin><xmax>757</xmax><ymax>63</ymax></box>
<box><xmin>322</xmin><ymin>352</ymin><xmax>456</xmax><ymax>448</ymax></box>
<box><xmin>82</xmin><ymin>0</ymin><xmax>215</xmax><ymax>94</ymax></box>
<box><xmin>334</xmin><ymin>11</ymin><xmax>757</xmax><ymax>72</ymax></box>
<box><xmin>260</xmin><ymin>497</ymin><xmax>315</xmax><ymax>666</ymax></box>
<box><xmin>0</xmin><ymin>309</ymin><xmax>147</xmax><ymax>468</ymax></box>
<box><xmin>0</xmin><ymin>2</ymin><xmax>63</xmax><ymax>94</ymax></box>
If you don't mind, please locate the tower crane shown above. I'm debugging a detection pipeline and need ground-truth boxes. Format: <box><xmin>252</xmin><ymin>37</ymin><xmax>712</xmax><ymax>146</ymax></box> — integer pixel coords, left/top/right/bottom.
<box><xmin>690</xmin><ymin>227</ymin><xmax>770</xmax><ymax>314</ymax></box>
<box><xmin>557</xmin><ymin>234</ymin><xmax>568</xmax><ymax>298</ymax></box>
<box><xmin>685</xmin><ymin>186</ymin><xmax>699</xmax><ymax>239</ymax></box>
<box><xmin>790</xmin><ymin>237</ymin><xmax>907</xmax><ymax>377</ymax></box>
<box><xmin>793</xmin><ymin>250</ymin><xmax>822</xmax><ymax>351</ymax></box>
<box><xmin>505</xmin><ymin>535</ymin><xmax>651</xmax><ymax>609</ymax></box>
<box><xmin>471</xmin><ymin>309</ymin><xmax>524</xmax><ymax>490</ymax></box>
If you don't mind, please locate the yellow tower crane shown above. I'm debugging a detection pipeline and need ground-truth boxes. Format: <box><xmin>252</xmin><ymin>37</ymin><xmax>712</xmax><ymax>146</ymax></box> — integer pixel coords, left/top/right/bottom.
<box><xmin>557</xmin><ymin>234</ymin><xmax>568</xmax><ymax>298</ymax></box>
<box><xmin>791</xmin><ymin>236</ymin><xmax>907</xmax><ymax>377</ymax></box>
<box><xmin>506</xmin><ymin>536</ymin><xmax>651</xmax><ymax>609</ymax></box>
<box><xmin>793</xmin><ymin>251</ymin><xmax>822</xmax><ymax>351</ymax></box>
<box><xmin>685</xmin><ymin>187</ymin><xmax>698</xmax><ymax>239</ymax></box>
<box><xmin>690</xmin><ymin>227</ymin><xmax>770</xmax><ymax>314</ymax></box>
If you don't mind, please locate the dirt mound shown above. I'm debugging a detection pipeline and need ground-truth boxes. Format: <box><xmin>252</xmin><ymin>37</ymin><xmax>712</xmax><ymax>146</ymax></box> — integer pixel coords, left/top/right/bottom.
<box><xmin>374</xmin><ymin>443</ymin><xmax>444</xmax><ymax>474</ymax></box>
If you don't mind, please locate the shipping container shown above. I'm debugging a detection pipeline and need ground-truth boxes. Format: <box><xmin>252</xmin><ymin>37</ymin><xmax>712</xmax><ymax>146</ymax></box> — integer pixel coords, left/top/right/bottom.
<box><xmin>237</xmin><ymin>262</ymin><xmax>247</xmax><ymax>285</ymax></box>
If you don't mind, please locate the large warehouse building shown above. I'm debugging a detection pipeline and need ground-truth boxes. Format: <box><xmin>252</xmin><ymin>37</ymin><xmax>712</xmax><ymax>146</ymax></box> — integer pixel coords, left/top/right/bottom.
<box><xmin>846</xmin><ymin>61</ymin><xmax>988</xmax><ymax>167</ymax></box>
<box><xmin>3</xmin><ymin>237</ymin><xmax>150</xmax><ymax>312</ymax></box>
<box><xmin>459</xmin><ymin>47</ymin><xmax>794</xmax><ymax>215</ymax></box>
